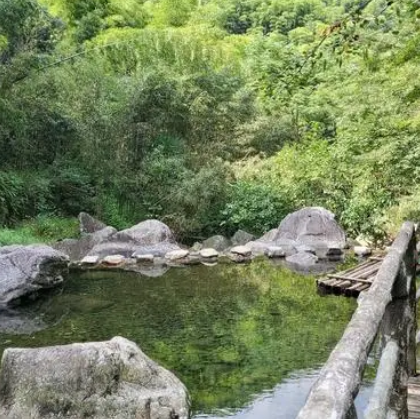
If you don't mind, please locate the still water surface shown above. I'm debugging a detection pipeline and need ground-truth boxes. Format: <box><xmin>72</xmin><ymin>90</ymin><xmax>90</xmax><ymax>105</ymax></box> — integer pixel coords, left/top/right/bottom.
<box><xmin>0</xmin><ymin>261</ymin><xmax>373</xmax><ymax>417</ymax></box>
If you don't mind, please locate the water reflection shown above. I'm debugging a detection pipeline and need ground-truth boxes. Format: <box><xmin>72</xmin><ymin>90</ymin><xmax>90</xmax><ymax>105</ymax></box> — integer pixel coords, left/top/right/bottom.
<box><xmin>196</xmin><ymin>370</ymin><xmax>373</xmax><ymax>419</ymax></box>
<box><xmin>0</xmin><ymin>261</ymin><xmax>359</xmax><ymax>417</ymax></box>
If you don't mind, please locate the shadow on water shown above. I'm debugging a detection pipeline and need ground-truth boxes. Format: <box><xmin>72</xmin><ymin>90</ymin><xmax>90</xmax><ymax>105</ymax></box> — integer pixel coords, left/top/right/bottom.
<box><xmin>0</xmin><ymin>260</ymin><xmax>374</xmax><ymax>417</ymax></box>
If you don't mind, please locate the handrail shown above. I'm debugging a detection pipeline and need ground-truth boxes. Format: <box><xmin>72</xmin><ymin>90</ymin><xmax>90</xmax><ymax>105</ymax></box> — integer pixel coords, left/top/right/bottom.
<box><xmin>297</xmin><ymin>221</ymin><xmax>417</xmax><ymax>419</ymax></box>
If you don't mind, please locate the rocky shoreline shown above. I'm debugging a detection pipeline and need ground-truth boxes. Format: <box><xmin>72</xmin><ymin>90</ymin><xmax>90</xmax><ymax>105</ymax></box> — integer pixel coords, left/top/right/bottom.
<box><xmin>0</xmin><ymin>206</ymin><xmax>374</xmax><ymax>419</ymax></box>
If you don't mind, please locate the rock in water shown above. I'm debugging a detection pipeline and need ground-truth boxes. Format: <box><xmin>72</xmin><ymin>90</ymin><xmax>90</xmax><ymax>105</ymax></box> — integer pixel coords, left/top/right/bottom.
<box><xmin>286</xmin><ymin>252</ymin><xmax>319</xmax><ymax>272</ymax></box>
<box><xmin>277</xmin><ymin>207</ymin><xmax>346</xmax><ymax>250</ymax></box>
<box><xmin>53</xmin><ymin>226</ymin><xmax>117</xmax><ymax>262</ymax></box>
<box><xmin>200</xmin><ymin>248</ymin><xmax>219</xmax><ymax>258</ymax></box>
<box><xmin>0</xmin><ymin>337</ymin><xmax>189</xmax><ymax>419</ymax></box>
<box><xmin>0</xmin><ymin>245</ymin><xmax>69</xmax><ymax>305</ymax></box>
<box><xmin>89</xmin><ymin>220</ymin><xmax>180</xmax><ymax>258</ymax></box>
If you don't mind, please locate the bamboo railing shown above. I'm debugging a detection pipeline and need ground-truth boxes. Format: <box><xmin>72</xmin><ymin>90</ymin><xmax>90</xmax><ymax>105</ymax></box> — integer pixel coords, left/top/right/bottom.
<box><xmin>297</xmin><ymin>221</ymin><xmax>417</xmax><ymax>419</ymax></box>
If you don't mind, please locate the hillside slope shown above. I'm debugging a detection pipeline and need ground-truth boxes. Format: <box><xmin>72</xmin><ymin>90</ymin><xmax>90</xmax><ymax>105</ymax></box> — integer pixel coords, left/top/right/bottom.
<box><xmin>0</xmin><ymin>0</ymin><xmax>419</xmax><ymax>242</ymax></box>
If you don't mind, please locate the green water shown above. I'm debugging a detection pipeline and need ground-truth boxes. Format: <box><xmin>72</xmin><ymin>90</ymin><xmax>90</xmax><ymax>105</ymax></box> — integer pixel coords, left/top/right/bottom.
<box><xmin>0</xmin><ymin>261</ymin><xmax>356</xmax><ymax>417</ymax></box>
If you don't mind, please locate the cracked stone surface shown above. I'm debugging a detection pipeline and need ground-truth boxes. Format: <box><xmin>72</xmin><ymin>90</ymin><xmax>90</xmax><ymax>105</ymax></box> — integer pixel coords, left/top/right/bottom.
<box><xmin>0</xmin><ymin>337</ymin><xmax>189</xmax><ymax>419</ymax></box>
<box><xmin>0</xmin><ymin>245</ymin><xmax>69</xmax><ymax>306</ymax></box>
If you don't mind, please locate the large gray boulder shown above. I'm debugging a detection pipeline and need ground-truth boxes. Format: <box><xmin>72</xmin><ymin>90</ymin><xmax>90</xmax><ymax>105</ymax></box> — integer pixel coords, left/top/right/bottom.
<box><xmin>202</xmin><ymin>235</ymin><xmax>232</xmax><ymax>252</ymax></box>
<box><xmin>112</xmin><ymin>220</ymin><xmax>176</xmax><ymax>246</ymax></box>
<box><xmin>53</xmin><ymin>226</ymin><xmax>117</xmax><ymax>262</ymax></box>
<box><xmin>277</xmin><ymin>207</ymin><xmax>346</xmax><ymax>250</ymax></box>
<box><xmin>0</xmin><ymin>337</ymin><xmax>189</xmax><ymax>419</ymax></box>
<box><xmin>89</xmin><ymin>220</ymin><xmax>180</xmax><ymax>258</ymax></box>
<box><xmin>0</xmin><ymin>245</ymin><xmax>69</xmax><ymax>305</ymax></box>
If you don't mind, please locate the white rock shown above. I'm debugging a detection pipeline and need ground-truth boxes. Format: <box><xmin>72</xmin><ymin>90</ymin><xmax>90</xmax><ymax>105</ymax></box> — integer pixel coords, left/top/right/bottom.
<box><xmin>354</xmin><ymin>246</ymin><xmax>372</xmax><ymax>257</ymax></box>
<box><xmin>265</xmin><ymin>246</ymin><xmax>286</xmax><ymax>258</ymax></box>
<box><xmin>230</xmin><ymin>246</ymin><xmax>252</xmax><ymax>257</ymax></box>
<box><xmin>166</xmin><ymin>249</ymin><xmax>190</xmax><ymax>261</ymax></box>
<box><xmin>135</xmin><ymin>254</ymin><xmax>155</xmax><ymax>263</ymax></box>
<box><xmin>80</xmin><ymin>255</ymin><xmax>99</xmax><ymax>265</ymax></box>
<box><xmin>200</xmin><ymin>248</ymin><xmax>219</xmax><ymax>258</ymax></box>
<box><xmin>102</xmin><ymin>255</ymin><xmax>125</xmax><ymax>266</ymax></box>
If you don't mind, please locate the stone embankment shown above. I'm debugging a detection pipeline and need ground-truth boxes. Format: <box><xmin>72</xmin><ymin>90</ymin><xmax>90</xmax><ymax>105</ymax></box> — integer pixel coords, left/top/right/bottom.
<box><xmin>66</xmin><ymin>207</ymin><xmax>351</xmax><ymax>274</ymax></box>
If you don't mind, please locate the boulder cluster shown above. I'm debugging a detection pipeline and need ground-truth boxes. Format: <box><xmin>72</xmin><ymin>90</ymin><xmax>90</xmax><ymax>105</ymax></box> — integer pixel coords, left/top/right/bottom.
<box><xmin>62</xmin><ymin>207</ymin><xmax>348</xmax><ymax>274</ymax></box>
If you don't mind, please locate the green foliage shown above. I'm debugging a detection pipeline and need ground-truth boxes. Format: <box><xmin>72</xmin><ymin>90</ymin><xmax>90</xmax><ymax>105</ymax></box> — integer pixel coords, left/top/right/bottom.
<box><xmin>48</xmin><ymin>166</ymin><xmax>96</xmax><ymax>216</ymax></box>
<box><xmin>222</xmin><ymin>181</ymin><xmax>292</xmax><ymax>235</ymax></box>
<box><xmin>2</xmin><ymin>0</ymin><xmax>420</xmax><ymax>242</ymax></box>
<box><xmin>0</xmin><ymin>216</ymin><xmax>78</xmax><ymax>245</ymax></box>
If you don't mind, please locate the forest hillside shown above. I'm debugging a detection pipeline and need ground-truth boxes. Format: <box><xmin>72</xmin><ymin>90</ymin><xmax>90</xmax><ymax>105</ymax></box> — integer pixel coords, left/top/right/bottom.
<box><xmin>1</xmin><ymin>0</ymin><xmax>419</xmax><ymax>243</ymax></box>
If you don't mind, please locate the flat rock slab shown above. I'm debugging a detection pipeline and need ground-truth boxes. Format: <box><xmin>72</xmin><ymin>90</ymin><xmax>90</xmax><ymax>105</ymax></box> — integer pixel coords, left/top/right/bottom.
<box><xmin>165</xmin><ymin>249</ymin><xmax>190</xmax><ymax>261</ymax></box>
<box><xmin>230</xmin><ymin>246</ymin><xmax>252</xmax><ymax>257</ymax></box>
<box><xmin>80</xmin><ymin>255</ymin><xmax>99</xmax><ymax>265</ymax></box>
<box><xmin>266</xmin><ymin>246</ymin><xmax>286</xmax><ymax>258</ymax></box>
<box><xmin>102</xmin><ymin>255</ymin><xmax>126</xmax><ymax>266</ymax></box>
<box><xmin>0</xmin><ymin>336</ymin><xmax>189</xmax><ymax>419</ymax></box>
<box><xmin>134</xmin><ymin>254</ymin><xmax>155</xmax><ymax>263</ymax></box>
<box><xmin>0</xmin><ymin>245</ymin><xmax>69</xmax><ymax>306</ymax></box>
<box><xmin>200</xmin><ymin>248</ymin><xmax>219</xmax><ymax>258</ymax></box>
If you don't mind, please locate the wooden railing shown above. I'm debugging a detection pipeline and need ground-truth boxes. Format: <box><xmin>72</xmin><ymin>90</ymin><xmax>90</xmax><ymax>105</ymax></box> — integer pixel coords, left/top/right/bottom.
<box><xmin>297</xmin><ymin>221</ymin><xmax>417</xmax><ymax>419</ymax></box>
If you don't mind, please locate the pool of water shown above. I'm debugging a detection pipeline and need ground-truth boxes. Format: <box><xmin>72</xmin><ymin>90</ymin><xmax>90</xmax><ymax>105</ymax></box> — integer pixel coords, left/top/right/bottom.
<box><xmin>0</xmin><ymin>261</ymin><xmax>372</xmax><ymax>417</ymax></box>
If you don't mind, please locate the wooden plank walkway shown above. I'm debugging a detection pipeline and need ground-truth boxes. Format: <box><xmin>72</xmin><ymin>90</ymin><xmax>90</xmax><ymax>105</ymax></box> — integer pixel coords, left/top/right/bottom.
<box><xmin>317</xmin><ymin>256</ymin><xmax>384</xmax><ymax>298</ymax></box>
<box><xmin>408</xmin><ymin>376</ymin><xmax>420</xmax><ymax>419</ymax></box>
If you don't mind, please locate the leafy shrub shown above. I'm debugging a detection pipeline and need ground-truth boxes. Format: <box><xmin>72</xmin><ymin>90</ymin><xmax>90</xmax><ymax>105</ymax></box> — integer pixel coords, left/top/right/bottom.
<box><xmin>48</xmin><ymin>166</ymin><xmax>96</xmax><ymax>216</ymax></box>
<box><xmin>0</xmin><ymin>171</ymin><xmax>52</xmax><ymax>225</ymax></box>
<box><xmin>221</xmin><ymin>181</ymin><xmax>292</xmax><ymax>236</ymax></box>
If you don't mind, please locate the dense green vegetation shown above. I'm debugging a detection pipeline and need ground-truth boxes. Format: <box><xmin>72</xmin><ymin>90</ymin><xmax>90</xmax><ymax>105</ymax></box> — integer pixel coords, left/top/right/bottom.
<box><xmin>1</xmin><ymin>0</ymin><xmax>420</xmax><ymax>242</ymax></box>
<box><xmin>0</xmin><ymin>262</ymin><xmax>356</xmax><ymax>414</ymax></box>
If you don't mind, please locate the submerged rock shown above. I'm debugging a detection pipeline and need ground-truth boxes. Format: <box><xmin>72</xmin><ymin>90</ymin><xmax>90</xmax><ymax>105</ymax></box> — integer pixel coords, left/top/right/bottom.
<box><xmin>0</xmin><ymin>337</ymin><xmax>189</xmax><ymax>419</ymax></box>
<box><xmin>0</xmin><ymin>245</ymin><xmax>69</xmax><ymax>306</ymax></box>
<box><xmin>0</xmin><ymin>307</ymin><xmax>47</xmax><ymax>335</ymax></box>
<box><xmin>286</xmin><ymin>252</ymin><xmax>319</xmax><ymax>272</ymax></box>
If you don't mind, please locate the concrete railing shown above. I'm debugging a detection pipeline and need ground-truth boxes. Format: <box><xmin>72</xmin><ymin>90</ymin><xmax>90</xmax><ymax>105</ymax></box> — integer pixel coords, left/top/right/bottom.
<box><xmin>297</xmin><ymin>221</ymin><xmax>417</xmax><ymax>419</ymax></box>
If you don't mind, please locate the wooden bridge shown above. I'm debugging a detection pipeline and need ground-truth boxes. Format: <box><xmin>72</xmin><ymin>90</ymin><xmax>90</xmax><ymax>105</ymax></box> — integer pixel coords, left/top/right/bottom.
<box><xmin>297</xmin><ymin>221</ymin><xmax>418</xmax><ymax>419</ymax></box>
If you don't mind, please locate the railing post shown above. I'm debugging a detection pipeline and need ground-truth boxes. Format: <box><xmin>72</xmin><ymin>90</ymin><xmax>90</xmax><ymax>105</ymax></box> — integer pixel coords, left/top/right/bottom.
<box><xmin>297</xmin><ymin>222</ymin><xmax>416</xmax><ymax>419</ymax></box>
